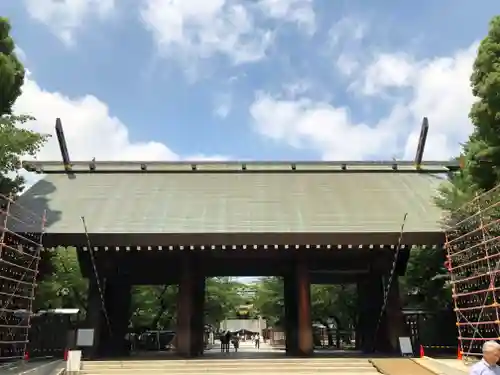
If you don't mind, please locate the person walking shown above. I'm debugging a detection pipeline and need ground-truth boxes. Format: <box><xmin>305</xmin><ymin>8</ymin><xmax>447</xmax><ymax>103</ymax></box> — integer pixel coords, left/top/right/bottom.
<box><xmin>224</xmin><ymin>331</ymin><xmax>231</xmax><ymax>353</ymax></box>
<box><xmin>254</xmin><ymin>333</ymin><xmax>260</xmax><ymax>349</ymax></box>
<box><xmin>470</xmin><ymin>341</ymin><xmax>500</xmax><ymax>374</ymax></box>
<box><xmin>232</xmin><ymin>335</ymin><xmax>240</xmax><ymax>352</ymax></box>
<box><xmin>220</xmin><ymin>333</ymin><xmax>227</xmax><ymax>352</ymax></box>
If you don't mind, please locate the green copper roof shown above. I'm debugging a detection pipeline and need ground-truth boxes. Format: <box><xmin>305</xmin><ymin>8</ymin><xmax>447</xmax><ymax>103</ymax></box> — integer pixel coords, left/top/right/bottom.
<box><xmin>11</xmin><ymin>165</ymin><xmax>446</xmax><ymax>234</ymax></box>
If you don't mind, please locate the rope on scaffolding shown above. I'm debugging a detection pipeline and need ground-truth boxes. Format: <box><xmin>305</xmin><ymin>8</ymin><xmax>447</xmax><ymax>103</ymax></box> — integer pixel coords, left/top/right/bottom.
<box><xmin>372</xmin><ymin>212</ymin><xmax>408</xmax><ymax>351</ymax></box>
<box><xmin>81</xmin><ymin>216</ymin><xmax>112</xmax><ymax>335</ymax></box>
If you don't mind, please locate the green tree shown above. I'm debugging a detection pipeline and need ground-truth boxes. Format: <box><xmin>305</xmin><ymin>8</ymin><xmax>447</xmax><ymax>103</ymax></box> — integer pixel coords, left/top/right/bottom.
<box><xmin>0</xmin><ymin>17</ymin><xmax>24</xmax><ymax>115</ymax></box>
<box><xmin>400</xmin><ymin>247</ymin><xmax>451</xmax><ymax>310</ymax></box>
<box><xmin>401</xmin><ymin>15</ymin><xmax>500</xmax><ymax>313</ymax></box>
<box><xmin>128</xmin><ymin>277</ymin><xmax>246</xmax><ymax>331</ymax></box>
<box><xmin>0</xmin><ymin>17</ymin><xmax>48</xmax><ymax>195</ymax></box>
<box><xmin>35</xmin><ymin>248</ymin><xmax>88</xmax><ymax>315</ymax></box>
<box><xmin>205</xmin><ymin>277</ymin><xmax>246</xmax><ymax>326</ymax></box>
<box><xmin>252</xmin><ymin>277</ymin><xmax>284</xmax><ymax>326</ymax></box>
<box><xmin>468</xmin><ymin>15</ymin><xmax>500</xmax><ymax>191</ymax></box>
<box><xmin>252</xmin><ymin>277</ymin><xmax>357</xmax><ymax>342</ymax></box>
<box><xmin>130</xmin><ymin>285</ymin><xmax>178</xmax><ymax>330</ymax></box>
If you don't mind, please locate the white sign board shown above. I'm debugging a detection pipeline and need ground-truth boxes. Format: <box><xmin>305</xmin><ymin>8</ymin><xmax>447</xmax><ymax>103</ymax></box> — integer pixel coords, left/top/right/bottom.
<box><xmin>76</xmin><ymin>329</ymin><xmax>94</xmax><ymax>347</ymax></box>
<box><xmin>66</xmin><ymin>350</ymin><xmax>82</xmax><ymax>372</ymax></box>
<box><xmin>399</xmin><ymin>337</ymin><xmax>413</xmax><ymax>356</ymax></box>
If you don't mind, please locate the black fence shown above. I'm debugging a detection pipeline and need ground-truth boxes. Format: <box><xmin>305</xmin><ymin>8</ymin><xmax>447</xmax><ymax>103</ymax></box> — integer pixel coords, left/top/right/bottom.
<box><xmin>404</xmin><ymin>309</ymin><xmax>458</xmax><ymax>356</ymax></box>
<box><xmin>27</xmin><ymin>312</ymin><xmax>80</xmax><ymax>359</ymax></box>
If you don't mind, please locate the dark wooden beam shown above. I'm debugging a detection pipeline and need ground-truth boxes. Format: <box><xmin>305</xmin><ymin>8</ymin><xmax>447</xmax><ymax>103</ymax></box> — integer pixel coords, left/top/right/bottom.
<box><xmin>414</xmin><ymin>117</ymin><xmax>429</xmax><ymax>168</ymax></box>
<box><xmin>40</xmin><ymin>231</ymin><xmax>445</xmax><ymax>248</ymax></box>
<box><xmin>55</xmin><ymin>118</ymin><xmax>71</xmax><ymax>168</ymax></box>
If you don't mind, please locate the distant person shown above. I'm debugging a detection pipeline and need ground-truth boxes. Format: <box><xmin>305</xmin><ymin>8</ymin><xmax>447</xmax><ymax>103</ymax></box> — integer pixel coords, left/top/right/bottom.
<box><xmin>232</xmin><ymin>335</ymin><xmax>239</xmax><ymax>352</ymax></box>
<box><xmin>220</xmin><ymin>332</ymin><xmax>229</xmax><ymax>353</ymax></box>
<box><xmin>224</xmin><ymin>331</ymin><xmax>231</xmax><ymax>353</ymax></box>
<box><xmin>255</xmin><ymin>333</ymin><xmax>260</xmax><ymax>349</ymax></box>
<box><xmin>470</xmin><ymin>341</ymin><xmax>500</xmax><ymax>374</ymax></box>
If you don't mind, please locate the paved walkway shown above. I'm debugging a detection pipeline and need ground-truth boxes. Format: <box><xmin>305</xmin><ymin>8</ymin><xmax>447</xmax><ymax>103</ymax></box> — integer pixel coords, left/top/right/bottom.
<box><xmin>217</xmin><ymin>340</ymin><xmax>276</xmax><ymax>352</ymax></box>
<box><xmin>0</xmin><ymin>359</ymin><xmax>63</xmax><ymax>375</ymax></box>
<box><xmin>82</xmin><ymin>342</ymin><xmax>379</xmax><ymax>374</ymax></box>
<box><xmin>414</xmin><ymin>357</ymin><xmax>469</xmax><ymax>375</ymax></box>
<box><xmin>80</xmin><ymin>342</ymin><xmax>475</xmax><ymax>375</ymax></box>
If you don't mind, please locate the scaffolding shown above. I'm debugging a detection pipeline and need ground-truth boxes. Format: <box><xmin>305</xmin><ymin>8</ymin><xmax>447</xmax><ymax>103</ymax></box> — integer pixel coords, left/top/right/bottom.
<box><xmin>444</xmin><ymin>184</ymin><xmax>500</xmax><ymax>359</ymax></box>
<box><xmin>0</xmin><ymin>193</ymin><xmax>45</xmax><ymax>361</ymax></box>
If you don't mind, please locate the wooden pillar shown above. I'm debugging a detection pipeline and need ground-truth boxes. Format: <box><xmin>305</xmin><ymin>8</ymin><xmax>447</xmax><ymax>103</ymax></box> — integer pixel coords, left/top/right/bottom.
<box><xmin>363</xmin><ymin>274</ymin><xmax>393</xmax><ymax>353</ymax></box>
<box><xmin>356</xmin><ymin>280</ymin><xmax>367</xmax><ymax>351</ymax></box>
<box><xmin>296</xmin><ymin>259</ymin><xmax>313</xmax><ymax>357</ymax></box>
<box><xmin>284</xmin><ymin>275</ymin><xmax>298</xmax><ymax>355</ymax></box>
<box><xmin>176</xmin><ymin>256</ymin><xmax>193</xmax><ymax>357</ymax></box>
<box><xmin>190</xmin><ymin>272</ymin><xmax>206</xmax><ymax>356</ymax></box>
<box><xmin>357</xmin><ymin>275</ymin><xmax>383</xmax><ymax>352</ymax></box>
<box><xmin>383</xmin><ymin>276</ymin><xmax>405</xmax><ymax>352</ymax></box>
<box><xmin>104</xmin><ymin>278</ymin><xmax>131</xmax><ymax>357</ymax></box>
<box><xmin>85</xmin><ymin>278</ymin><xmax>103</xmax><ymax>359</ymax></box>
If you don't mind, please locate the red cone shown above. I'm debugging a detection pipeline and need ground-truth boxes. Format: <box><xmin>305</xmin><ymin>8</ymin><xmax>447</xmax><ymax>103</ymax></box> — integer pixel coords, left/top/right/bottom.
<box><xmin>419</xmin><ymin>345</ymin><xmax>425</xmax><ymax>358</ymax></box>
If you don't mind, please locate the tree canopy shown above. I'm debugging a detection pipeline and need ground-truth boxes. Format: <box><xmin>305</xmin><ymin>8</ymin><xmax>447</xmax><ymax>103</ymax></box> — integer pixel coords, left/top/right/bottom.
<box><xmin>468</xmin><ymin>15</ymin><xmax>500</xmax><ymax>190</ymax></box>
<box><xmin>401</xmin><ymin>15</ymin><xmax>500</xmax><ymax>313</ymax></box>
<box><xmin>0</xmin><ymin>17</ymin><xmax>24</xmax><ymax>115</ymax></box>
<box><xmin>0</xmin><ymin>17</ymin><xmax>48</xmax><ymax>195</ymax></box>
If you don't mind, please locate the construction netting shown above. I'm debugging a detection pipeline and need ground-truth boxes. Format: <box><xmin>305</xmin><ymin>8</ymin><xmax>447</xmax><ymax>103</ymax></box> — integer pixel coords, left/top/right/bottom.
<box><xmin>445</xmin><ymin>184</ymin><xmax>500</xmax><ymax>358</ymax></box>
<box><xmin>0</xmin><ymin>193</ymin><xmax>45</xmax><ymax>361</ymax></box>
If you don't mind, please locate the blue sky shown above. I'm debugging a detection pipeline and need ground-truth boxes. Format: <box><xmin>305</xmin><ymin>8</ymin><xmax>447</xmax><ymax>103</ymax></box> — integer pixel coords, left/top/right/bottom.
<box><xmin>1</xmin><ymin>0</ymin><xmax>499</xmax><ymax>162</ymax></box>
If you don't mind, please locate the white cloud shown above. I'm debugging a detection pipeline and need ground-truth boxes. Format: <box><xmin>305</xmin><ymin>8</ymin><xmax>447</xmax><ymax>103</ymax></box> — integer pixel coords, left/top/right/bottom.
<box><xmin>185</xmin><ymin>154</ymin><xmax>231</xmax><ymax>161</ymax></box>
<box><xmin>12</xmin><ymin>74</ymin><xmax>228</xmax><ymax>190</ymax></box>
<box><xmin>329</xmin><ymin>17</ymin><xmax>366</xmax><ymax>47</ymax></box>
<box><xmin>250</xmin><ymin>94</ymin><xmax>398</xmax><ymax>160</ymax></box>
<box><xmin>140</xmin><ymin>0</ymin><xmax>273</xmax><ymax>65</ymax></box>
<box><xmin>258</xmin><ymin>0</ymin><xmax>316</xmax><ymax>35</ymax></box>
<box><xmin>401</xmin><ymin>45</ymin><xmax>477</xmax><ymax>159</ymax></box>
<box><xmin>283</xmin><ymin>80</ymin><xmax>312</xmax><ymax>98</ymax></box>
<box><xmin>140</xmin><ymin>0</ymin><xmax>316</xmax><ymax>67</ymax></box>
<box><xmin>23</xmin><ymin>0</ymin><xmax>115</xmax><ymax>45</ymax></box>
<box><xmin>355</xmin><ymin>53</ymin><xmax>418</xmax><ymax>95</ymax></box>
<box><xmin>13</xmin><ymin>75</ymin><xmax>229</xmax><ymax>189</ymax></box>
<box><xmin>213</xmin><ymin>93</ymin><xmax>232</xmax><ymax>119</ymax></box>
<box><xmin>329</xmin><ymin>17</ymin><xmax>368</xmax><ymax>78</ymax></box>
<box><xmin>15</xmin><ymin>78</ymin><xmax>179</xmax><ymax>161</ymax></box>
<box><xmin>250</xmin><ymin>43</ymin><xmax>478</xmax><ymax>161</ymax></box>
<box><xmin>14</xmin><ymin>46</ymin><xmax>27</xmax><ymax>63</ymax></box>
<box><xmin>335</xmin><ymin>54</ymin><xmax>359</xmax><ymax>77</ymax></box>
